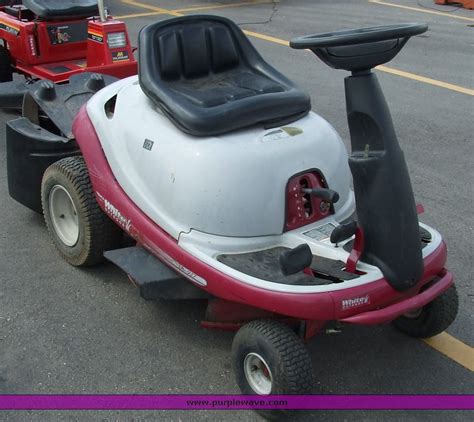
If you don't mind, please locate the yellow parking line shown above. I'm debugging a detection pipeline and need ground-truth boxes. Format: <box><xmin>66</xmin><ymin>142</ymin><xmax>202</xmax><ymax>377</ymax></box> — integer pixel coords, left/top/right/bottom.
<box><xmin>121</xmin><ymin>1</ymin><xmax>473</xmax><ymax>96</ymax></box>
<box><xmin>242</xmin><ymin>29</ymin><xmax>289</xmax><ymax>46</ymax></box>
<box><xmin>377</xmin><ymin>65</ymin><xmax>474</xmax><ymax>96</ymax></box>
<box><xmin>116</xmin><ymin>11</ymin><xmax>163</xmax><ymax>19</ymax></box>
<box><xmin>121</xmin><ymin>0</ymin><xmax>182</xmax><ymax>16</ymax></box>
<box><xmin>240</xmin><ymin>31</ymin><xmax>474</xmax><ymax>96</ymax></box>
<box><xmin>172</xmin><ymin>0</ymin><xmax>275</xmax><ymax>13</ymax></box>
<box><xmin>424</xmin><ymin>332</ymin><xmax>474</xmax><ymax>372</ymax></box>
<box><xmin>369</xmin><ymin>0</ymin><xmax>474</xmax><ymax>22</ymax></box>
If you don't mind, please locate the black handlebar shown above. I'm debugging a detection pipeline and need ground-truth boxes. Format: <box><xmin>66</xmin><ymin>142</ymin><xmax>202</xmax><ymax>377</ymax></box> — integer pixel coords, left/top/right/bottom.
<box><xmin>290</xmin><ymin>23</ymin><xmax>427</xmax><ymax>50</ymax></box>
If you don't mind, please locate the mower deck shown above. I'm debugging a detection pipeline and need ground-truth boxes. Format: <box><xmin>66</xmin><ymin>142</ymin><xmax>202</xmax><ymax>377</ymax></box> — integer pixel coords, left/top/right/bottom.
<box><xmin>15</xmin><ymin>58</ymin><xmax>137</xmax><ymax>83</ymax></box>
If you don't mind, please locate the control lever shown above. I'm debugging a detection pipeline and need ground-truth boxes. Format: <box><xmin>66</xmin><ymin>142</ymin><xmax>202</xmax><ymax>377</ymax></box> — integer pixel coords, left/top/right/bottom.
<box><xmin>330</xmin><ymin>221</ymin><xmax>358</xmax><ymax>245</ymax></box>
<box><xmin>302</xmin><ymin>188</ymin><xmax>340</xmax><ymax>204</ymax></box>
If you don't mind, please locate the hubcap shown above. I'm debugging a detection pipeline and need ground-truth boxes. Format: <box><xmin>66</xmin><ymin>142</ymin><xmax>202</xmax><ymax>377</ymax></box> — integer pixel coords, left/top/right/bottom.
<box><xmin>49</xmin><ymin>185</ymin><xmax>79</xmax><ymax>247</ymax></box>
<box><xmin>243</xmin><ymin>352</ymin><xmax>273</xmax><ymax>395</ymax></box>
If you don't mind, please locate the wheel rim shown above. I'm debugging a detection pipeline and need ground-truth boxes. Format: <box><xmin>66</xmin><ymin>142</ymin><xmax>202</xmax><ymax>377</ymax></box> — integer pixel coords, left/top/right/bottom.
<box><xmin>49</xmin><ymin>185</ymin><xmax>80</xmax><ymax>247</ymax></box>
<box><xmin>243</xmin><ymin>352</ymin><xmax>273</xmax><ymax>395</ymax></box>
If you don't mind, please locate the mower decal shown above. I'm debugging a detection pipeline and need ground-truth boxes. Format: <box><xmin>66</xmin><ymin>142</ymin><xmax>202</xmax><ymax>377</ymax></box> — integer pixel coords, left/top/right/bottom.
<box><xmin>152</xmin><ymin>248</ymin><xmax>207</xmax><ymax>287</ymax></box>
<box><xmin>282</xmin><ymin>127</ymin><xmax>304</xmax><ymax>136</ymax></box>
<box><xmin>112</xmin><ymin>50</ymin><xmax>130</xmax><ymax>63</ymax></box>
<box><xmin>341</xmin><ymin>295</ymin><xmax>370</xmax><ymax>311</ymax></box>
<box><xmin>0</xmin><ymin>20</ymin><xmax>20</xmax><ymax>36</ymax></box>
<box><xmin>262</xmin><ymin>127</ymin><xmax>303</xmax><ymax>142</ymax></box>
<box><xmin>47</xmin><ymin>22</ymin><xmax>88</xmax><ymax>45</ymax></box>
<box><xmin>143</xmin><ymin>138</ymin><xmax>154</xmax><ymax>151</ymax></box>
<box><xmin>96</xmin><ymin>193</ymin><xmax>132</xmax><ymax>232</ymax></box>
<box><xmin>262</xmin><ymin>129</ymin><xmax>291</xmax><ymax>142</ymax></box>
<box><xmin>88</xmin><ymin>30</ymin><xmax>104</xmax><ymax>44</ymax></box>
<box><xmin>303</xmin><ymin>223</ymin><xmax>337</xmax><ymax>241</ymax></box>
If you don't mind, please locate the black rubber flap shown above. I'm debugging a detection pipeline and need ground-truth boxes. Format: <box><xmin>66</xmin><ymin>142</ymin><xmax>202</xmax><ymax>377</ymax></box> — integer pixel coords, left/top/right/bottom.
<box><xmin>6</xmin><ymin>117</ymin><xmax>78</xmax><ymax>213</ymax></box>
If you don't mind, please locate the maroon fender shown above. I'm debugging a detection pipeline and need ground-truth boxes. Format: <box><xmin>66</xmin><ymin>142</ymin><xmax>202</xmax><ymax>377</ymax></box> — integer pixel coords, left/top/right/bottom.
<box><xmin>340</xmin><ymin>269</ymin><xmax>453</xmax><ymax>325</ymax></box>
<box><xmin>72</xmin><ymin>106</ymin><xmax>451</xmax><ymax>323</ymax></box>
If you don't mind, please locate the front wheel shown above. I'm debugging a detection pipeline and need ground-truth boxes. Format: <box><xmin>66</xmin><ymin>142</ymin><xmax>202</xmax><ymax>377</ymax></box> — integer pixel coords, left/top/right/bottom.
<box><xmin>232</xmin><ymin>320</ymin><xmax>314</xmax><ymax>395</ymax></box>
<box><xmin>392</xmin><ymin>284</ymin><xmax>459</xmax><ymax>338</ymax></box>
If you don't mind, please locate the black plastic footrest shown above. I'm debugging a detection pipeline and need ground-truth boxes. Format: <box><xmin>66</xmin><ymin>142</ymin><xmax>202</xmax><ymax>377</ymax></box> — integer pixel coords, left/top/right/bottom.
<box><xmin>104</xmin><ymin>247</ymin><xmax>210</xmax><ymax>300</ymax></box>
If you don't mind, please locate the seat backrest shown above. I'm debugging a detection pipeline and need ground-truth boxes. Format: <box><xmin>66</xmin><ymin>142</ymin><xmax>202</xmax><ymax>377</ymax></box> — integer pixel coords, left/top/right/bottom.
<box><xmin>140</xmin><ymin>15</ymin><xmax>272</xmax><ymax>83</ymax></box>
<box><xmin>22</xmin><ymin>0</ymin><xmax>98</xmax><ymax>20</ymax></box>
<box><xmin>0</xmin><ymin>1</ymin><xmax>22</xmax><ymax>6</ymax></box>
<box><xmin>149</xmin><ymin>19</ymin><xmax>245</xmax><ymax>81</ymax></box>
<box><xmin>158</xmin><ymin>23</ymin><xmax>240</xmax><ymax>80</ymax></box>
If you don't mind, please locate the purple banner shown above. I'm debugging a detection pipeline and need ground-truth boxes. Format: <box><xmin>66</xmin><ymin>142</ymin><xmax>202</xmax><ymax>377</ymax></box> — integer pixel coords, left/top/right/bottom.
<box><xmin>0</xmin><ymin>395</ymin><xmax>473</xmax><ymax>410</ymax></box>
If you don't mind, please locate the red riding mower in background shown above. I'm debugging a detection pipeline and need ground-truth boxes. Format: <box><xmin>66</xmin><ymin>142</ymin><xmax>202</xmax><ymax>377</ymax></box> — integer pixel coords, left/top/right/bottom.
<box><xmin>0</xmin><ymin>0</ymin><xmax>136</xmax><ymax>109</ymax></box>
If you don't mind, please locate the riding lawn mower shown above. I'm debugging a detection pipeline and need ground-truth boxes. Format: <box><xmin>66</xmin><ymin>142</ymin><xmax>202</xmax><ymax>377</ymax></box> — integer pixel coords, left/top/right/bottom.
<box><xmin>4</xmin><ymin>13</ymin><xmax>458</xmax><ymax>415</ymax></box>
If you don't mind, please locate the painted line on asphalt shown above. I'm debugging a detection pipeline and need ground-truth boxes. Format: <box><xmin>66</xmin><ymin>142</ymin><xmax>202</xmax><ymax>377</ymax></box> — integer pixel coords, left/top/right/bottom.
<box><xmin>376</xmin><ymin>65</ymin><xmax>474</xmax><ymax>96</ymax></box>
<box><xmin>120</xmin><ymin>0</ymin><xmax>474</xmax><ymax>369</ymax></box>
<box><xmin>115</xmin><ymin>11</ymin><xmax>164</xmax><ymax>19</ymax></box>
<box><xmin>172</xmin><ymin>0</ymin><xmax>275</xmax><ymax>13</ymax></box>
<box><xmin>369</xmin><ymin>0</ymin><xmax>474</xmax><ymax>22</ymax></box>
<box><xmin>120</xmin><ymin>0</ymin><xmax>473</xmax><ymax>96</ymax></box>
<box><xmin>424</xmin><ymin>332</ymin><xmax>474</xmax><ymax>372</ymax></box>
<box><xmin>237</xmin><ymin>30</ymin><xmax>474</xmax><ymax>96</ymax></box>
<box><xmin>242</xmin><ymin>29</ymin><xmax>289</xmax><ymax>46</ymax></box>
<box><xmin>121</xmin><ymin>0</ymin><xmax>181</xmax><ymax>16</ymax></box>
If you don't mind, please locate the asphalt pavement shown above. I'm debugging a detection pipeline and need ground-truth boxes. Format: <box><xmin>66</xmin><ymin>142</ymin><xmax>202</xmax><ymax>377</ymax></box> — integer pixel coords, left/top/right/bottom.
<box><xmin>0</xmin><ymin>1</ymin><xmax>473</xmax><ymax>421</ymax></box>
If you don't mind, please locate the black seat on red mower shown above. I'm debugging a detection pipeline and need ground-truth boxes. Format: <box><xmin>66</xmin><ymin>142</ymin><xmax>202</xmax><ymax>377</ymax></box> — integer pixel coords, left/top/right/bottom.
<box><xmin>138</xmin><ymin>15</ymin><xmax>311</xmax><ymax>136</ymax></box>
<box><xmin>0</xmin><ymin>1</ymin><xmax>22</xmax><ymax>6</ymax></box>
<box><xmin>22</xmin><ymin>0</ymin><xmax>98</xmax><ymax>20</ymax></box>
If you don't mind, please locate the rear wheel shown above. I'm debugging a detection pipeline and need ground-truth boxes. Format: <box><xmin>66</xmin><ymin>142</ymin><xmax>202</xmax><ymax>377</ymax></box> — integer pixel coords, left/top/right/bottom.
<box><xmin>41</xmin><ymin>156</ymin><xmax>122</xmax><ymax>266</ymax></box>
<box><xmin>392</xmin><ymin>284</ymin><xmax>458</xmax><ymax>338</ymax></box>
<box><xmin>0</xmin><ymin>45</ymin><xmax>12</xmax><ymax>82</ymax></box>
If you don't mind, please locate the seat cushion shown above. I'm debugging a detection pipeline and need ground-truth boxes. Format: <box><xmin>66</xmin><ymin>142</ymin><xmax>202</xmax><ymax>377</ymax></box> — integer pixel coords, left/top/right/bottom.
<box><xmin>23</xmin><ymin>0</ymin><xmax>98</xmax><ymax>20</ymax></box>
<box><xmin>139</xmin><ymin>15</ymin><xmax>311</xmax><ymax>136</ymax></box>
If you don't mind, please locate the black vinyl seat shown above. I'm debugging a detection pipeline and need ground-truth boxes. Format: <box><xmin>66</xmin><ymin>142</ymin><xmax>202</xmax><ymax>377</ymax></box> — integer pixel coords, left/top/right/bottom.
<box><xmin>138</xmin><ymin>15</ymin><xmax>311</xmax><ymax>137</ymax></box>
<box><xmin>22</xmin><ymin>0</ymin><xmax>98</xmax><ymax>20</ymax></box>
<box><xmin>0</xmin><ymin>1</ymin><xmax>22</xmax><ymax>6</ymax></box>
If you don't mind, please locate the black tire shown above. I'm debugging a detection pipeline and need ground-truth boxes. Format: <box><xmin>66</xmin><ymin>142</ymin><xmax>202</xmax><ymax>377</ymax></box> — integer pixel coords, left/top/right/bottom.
<box><xmin>232</xmin><ymin>320</ymin><xmax>314</xmax><ymax>420</ymax></box>
<box><xmin>41</xmin><ymin>156</ymin><xmax>122</xmax><ymax>266</ymax></box>
<box><xmin>0</xmin><ymin>45</ymin><xmax>13</xmax><ymax>82</ymax></box>
<box><xmin>232</xmin><ymin>319</ymin><xmax>313</xmax><ymax>417</ymax></box>
<box><xmin>392</xmin><ymin>284</ymin><xmax>458</xmax><ymax>338</ymax></box>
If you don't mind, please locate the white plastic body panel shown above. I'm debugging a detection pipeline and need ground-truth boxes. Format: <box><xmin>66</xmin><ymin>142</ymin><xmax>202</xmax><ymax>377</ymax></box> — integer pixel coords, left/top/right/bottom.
<box><xmin>87</xmin><ymin>76</ymin><xmax>353</xmax><ymax>239</ymax></box>
<box><xmin>178</xmin><ymin>222</ymin><xmax>443</xmax><ymax>294</ymax></box>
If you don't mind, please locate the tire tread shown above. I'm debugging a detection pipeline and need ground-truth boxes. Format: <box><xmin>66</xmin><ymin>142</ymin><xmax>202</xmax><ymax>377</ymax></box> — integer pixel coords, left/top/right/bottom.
<box><xmin>42</xmin><ymin>156</ymin><xmax>122</xmax><ymax>266</ymax></box>
<box><xmin>233</xmin><ymin>319</ymin><xmax>314</xmax><ymax>394</ymax></box>
<box><xmin>392</xmin><ymin>284</ymin><xmax>458</xmax><ymax>338</ymax></box>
